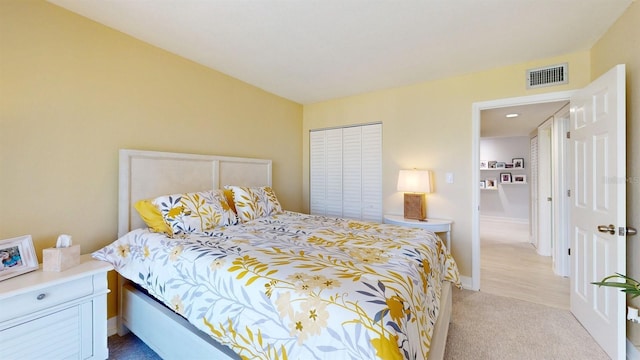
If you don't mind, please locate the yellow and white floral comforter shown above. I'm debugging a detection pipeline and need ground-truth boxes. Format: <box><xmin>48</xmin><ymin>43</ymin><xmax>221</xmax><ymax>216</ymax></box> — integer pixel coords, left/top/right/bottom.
<box><xmin>93</xmin><ymin>211</ymin><xmax>460</xmax><ymax>360</ymax></box>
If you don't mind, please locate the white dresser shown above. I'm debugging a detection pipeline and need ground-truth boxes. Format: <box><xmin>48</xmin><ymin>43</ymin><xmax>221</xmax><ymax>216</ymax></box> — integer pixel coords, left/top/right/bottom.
<box><xmin>0</xmin><ymin>254</ymin><xmax>112</xmax><ymax>360</ymax></box>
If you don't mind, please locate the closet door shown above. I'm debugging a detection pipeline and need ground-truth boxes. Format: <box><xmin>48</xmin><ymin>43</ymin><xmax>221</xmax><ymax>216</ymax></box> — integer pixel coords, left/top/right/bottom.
<box><xmin>325</xmin><ymin>129</ymin><xmax>343</xmax><ymax>217</ymax></box>
<box><xmin>310</xmin><ymin>128</ymin><xmax>343</xmax><ymax>216</ymax></box>
<box><xmin>342</xmin><ymin>127</ymin><xmax>363</xmax><ymax>219</ymax></box>
<box><xmin>309</xmin><ymin>124</ymin><xmax>381</xmax><ymax>222</ymax></box>
<box><xmin>309</xmin><ymin>130</ymin><xmax>327</xmax><ymax>215</ymax></box>
<box><xmin>361</xmin><ymin>124</ymin><xmax>382</xmax><ymax>222</ymax></box>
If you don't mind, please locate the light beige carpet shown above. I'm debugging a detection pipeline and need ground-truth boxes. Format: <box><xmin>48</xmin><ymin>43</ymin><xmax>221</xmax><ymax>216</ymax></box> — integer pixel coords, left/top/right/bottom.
<box><xmin>444</xmin><ymin>288</ymin><xmax>609</xmax><ymax>360</ymax></box>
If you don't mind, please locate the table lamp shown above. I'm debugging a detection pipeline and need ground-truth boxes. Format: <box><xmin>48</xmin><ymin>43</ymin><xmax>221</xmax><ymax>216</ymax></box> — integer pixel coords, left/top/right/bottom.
<box><xmin>397</xmin><ymin>169</ymin><xmax>432</xmax><ymax>221</ymax></box>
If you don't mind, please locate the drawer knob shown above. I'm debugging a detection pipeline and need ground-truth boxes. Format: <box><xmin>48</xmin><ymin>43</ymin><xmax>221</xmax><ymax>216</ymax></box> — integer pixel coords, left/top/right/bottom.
<box><xmin>36</xmin><ymin>293</ymin><xmax>46</xmax><ymax>300</ymax></box>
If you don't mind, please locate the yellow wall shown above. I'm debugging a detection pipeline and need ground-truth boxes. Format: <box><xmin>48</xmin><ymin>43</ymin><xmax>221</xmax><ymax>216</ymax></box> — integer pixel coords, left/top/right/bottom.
<box><xmin>0</xmin><ymin>0</ymin><xmax>303</xmax><ymax>318</ymax></box>
<box><xmin>3</xmin><ymin>0</ymin><xmax>638</xmax><ymax>337</ymax></box>
<box><xmin>590</xmin><ymin>0</ymin><xmax>640</xmax><ymax>345</ymax></box>
<box><xmin>303</xmin><ymin>53</ymin><xmax>590</xmax><ymax>278</ymax></box>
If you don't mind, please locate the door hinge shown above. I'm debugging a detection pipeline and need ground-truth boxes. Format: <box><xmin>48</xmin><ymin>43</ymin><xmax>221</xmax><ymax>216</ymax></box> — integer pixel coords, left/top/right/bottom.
<box><xmin>566</xmin><ymin>131</ymin><xmax>571</xmax><ymax>139</ymax></box>
<box><xmin>567</xmin><ymin>189</ymin><xmax>571</xmax><ymax>197</ymax></box>
<box><xmin>568</xmin><ymin>248</ymin><xmax>571</xmax><ymax>256</ymax></box>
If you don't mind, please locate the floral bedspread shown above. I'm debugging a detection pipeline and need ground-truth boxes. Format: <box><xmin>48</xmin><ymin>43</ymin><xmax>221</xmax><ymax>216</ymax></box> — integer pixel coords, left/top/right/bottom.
<box><xmin>93</xmin><ymin>211</ymin><xmax>460</xmax><ymax>360</ymax></box>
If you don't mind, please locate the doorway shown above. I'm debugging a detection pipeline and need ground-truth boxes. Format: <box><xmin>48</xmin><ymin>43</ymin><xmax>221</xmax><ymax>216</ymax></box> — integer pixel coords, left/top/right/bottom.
<box><xmin>477</xmin><ymin>99</ymin><xmax>570</xmax><ymax>308</ymax></box>
<box><xmin>471</xmin><ymin>91</ymin><xmax>575</xmax><ymax>292</ymax></box>
<box><xmin>472</xmin><ymin>65</ymin><xmax>628</xmax><ymax>359</ymax></box>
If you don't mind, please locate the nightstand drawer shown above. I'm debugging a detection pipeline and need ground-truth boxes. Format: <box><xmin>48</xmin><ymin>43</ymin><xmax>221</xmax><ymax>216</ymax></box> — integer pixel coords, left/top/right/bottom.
<box><xmin>0</xmin><ymin>276</ymin><xmax>92</xmax><ymax>322</ymax></box>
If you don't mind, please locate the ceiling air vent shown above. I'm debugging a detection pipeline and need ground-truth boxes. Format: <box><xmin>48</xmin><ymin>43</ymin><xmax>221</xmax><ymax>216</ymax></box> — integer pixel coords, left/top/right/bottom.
<box><xmin>526</xmin><ymin>63</ymin><xmax>568</xmax><ymax>89</ymax></box>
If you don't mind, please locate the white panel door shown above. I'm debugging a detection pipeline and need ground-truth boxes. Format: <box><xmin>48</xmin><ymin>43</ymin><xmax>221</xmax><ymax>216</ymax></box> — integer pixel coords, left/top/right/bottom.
<box><xmin>570</xmin><ymin>64</ymin><xmax>626</xmax><ymax>360</ymax></box>
<box><xmin>530</xmin><ymin>136</ymin><xmax>538</xmax><ymax>245</ymax></box>
<box><xmin>537</xmin><ymin>119</ymin><xmax>553</xmax><ymax>257</ymax></box>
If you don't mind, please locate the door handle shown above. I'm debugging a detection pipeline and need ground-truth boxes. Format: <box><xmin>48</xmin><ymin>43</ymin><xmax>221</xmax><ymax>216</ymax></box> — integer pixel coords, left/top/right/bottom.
<box><xmin>626</xmin><ymin>227</ymin><xmax>637</xmax><ymax>236</ymax></box>
<box><xmin>597</xmin><ymin>224</ymin><xmax>616</xmax><ymax>235</ymax></box>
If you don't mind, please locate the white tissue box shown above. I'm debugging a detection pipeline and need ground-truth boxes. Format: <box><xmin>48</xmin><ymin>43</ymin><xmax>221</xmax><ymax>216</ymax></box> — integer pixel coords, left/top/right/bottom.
<box><xmin>43</xmin><ymin>245</ymin><xmax>80</xmax><ymax>272</ymax></box>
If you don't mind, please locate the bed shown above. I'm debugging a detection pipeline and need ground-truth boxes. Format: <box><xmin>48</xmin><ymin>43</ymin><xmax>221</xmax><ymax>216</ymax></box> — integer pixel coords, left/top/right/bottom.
<box><xmin>94</xmin><ymin>149</ymin><xmax>460</xmax><ymax>360</ymax></box>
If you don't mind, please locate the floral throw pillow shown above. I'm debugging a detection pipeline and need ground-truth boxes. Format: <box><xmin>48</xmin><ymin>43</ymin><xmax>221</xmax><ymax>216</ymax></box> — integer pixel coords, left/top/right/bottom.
<box><xmin>151</xmin><ymin>189</ymin><xmax>237</xmax><ymax>234</ymax></box>
<box><xmin>225</xmin><ymin>186</ymin><xmax>283</xmax><ymax>222</ymax></box>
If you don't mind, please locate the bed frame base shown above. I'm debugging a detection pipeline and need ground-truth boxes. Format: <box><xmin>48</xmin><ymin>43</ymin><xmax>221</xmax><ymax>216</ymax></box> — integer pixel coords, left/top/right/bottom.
<box><xmin>429</xmin><ymin>281</ymin><xmax>452</xmax><ymax>360</ymax></box>
<box><xmin>119</xmin><ymin>281</ymin><xmax>240</xmax><ymax>359</ymax></box>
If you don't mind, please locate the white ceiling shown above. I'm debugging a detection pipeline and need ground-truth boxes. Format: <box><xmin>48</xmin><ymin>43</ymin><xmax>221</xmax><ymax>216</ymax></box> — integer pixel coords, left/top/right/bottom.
<box><xmin>481</xmin><ymin>101</ymin><xmax>568</xmax><ymax>138</ymax></box>
<box><xmin>48</xmin><ymin>0</ymin><xmax>632</xmax><ymax>105</ymax></box>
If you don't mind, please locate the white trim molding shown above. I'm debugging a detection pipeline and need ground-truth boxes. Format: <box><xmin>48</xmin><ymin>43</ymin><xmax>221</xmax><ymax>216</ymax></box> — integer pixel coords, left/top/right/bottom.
<box><xmin>627</xmin><ymin>339</ymin><xmax>640</xmax><ymax>360</ymax></box>
<box><xmin>108</xmin><ymin>316</ymin><xmax>118</xmax><ymax>337</ymax></box>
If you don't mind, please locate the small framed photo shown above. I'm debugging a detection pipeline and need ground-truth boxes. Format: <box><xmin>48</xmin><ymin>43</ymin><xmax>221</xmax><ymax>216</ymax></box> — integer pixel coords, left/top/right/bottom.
<box><xmin>485</xmin><ymin>178</ymin><xmax>497</xmax><ymax>189</ymax></box>
<box><xmin>488</xmin><ymin>161</ymin><xmax>497</xmax><ymax>169</ymax></box>
<box><xmin>496</xmin><ymin>162</ymin><xmax>506</xmax><ymax>169</ymax></box>
<box><xmin>480</xmin><ymin>160</ymin><xmax>488</xmax><ymax>169</ymax></box>
<box><xmin>513</xmin><ymin>158</ymin><xmax>524</xmax><ymax>168</ymax></box>
<box><xmin>500</xmin><ymin>172</ymin><xmax>512</xmax><ymax>183</ymax></box>
<box><xmin>505</xmin><ymin>163</ymin><xmax>514</xmax><ymax>168</ymax></box>
<box><xmin>480</xmin><ymin>180</ymin><xmax>486</xmax><ymax>189</ymax></box>
<box><xmin>514</xmin><ymin>175</ymin><xmax>527</xmax><ymax>183</ymax></box>
<box><xmin>0</xmin><ymin>235</ymin><xmax>38</xmax><ymax>281</ymax></box>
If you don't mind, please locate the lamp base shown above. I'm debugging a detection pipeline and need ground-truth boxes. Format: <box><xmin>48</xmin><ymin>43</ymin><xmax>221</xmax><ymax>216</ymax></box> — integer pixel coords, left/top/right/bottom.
<box><xmin>403</xmin><ymin>193</ymin><xmax>426</xmax><ymax>220</ymax></box>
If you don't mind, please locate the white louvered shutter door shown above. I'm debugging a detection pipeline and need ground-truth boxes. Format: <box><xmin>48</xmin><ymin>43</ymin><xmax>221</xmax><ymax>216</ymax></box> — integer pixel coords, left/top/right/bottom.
<box><xmin>342</xmin><ymin>126</ymin><xmax>363</xmax><ymax>219</ymax></box>
<box><xmin>309</xmin><ymin>124</ymin><xmax>381</xmax><ymax>221</ymax></box>
<box><xmin>361</xmin><ymin>124</ymin><xmax>382</xmax><ymax>222</ymax></box>
<box><xmin>310</xmin><ymin>130</ymin><xmax>327</xmax><ymax>215</ymax></box>
<box><xmin>325</xmin><ymin>128</ymin><xmax>343</xmax><ymax>217</ymax></box>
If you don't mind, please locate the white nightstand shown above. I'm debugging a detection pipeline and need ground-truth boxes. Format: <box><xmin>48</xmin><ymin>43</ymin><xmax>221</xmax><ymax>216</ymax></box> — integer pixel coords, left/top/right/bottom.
<box><xmin>383</xmin><ymin>214</ymin><xmax>453</xmax><ymax>249</ymax></box>
<box><xmin>0</xmin><ymin>254</ymin><xmax>113</xmax><ymax>360</ymax></box>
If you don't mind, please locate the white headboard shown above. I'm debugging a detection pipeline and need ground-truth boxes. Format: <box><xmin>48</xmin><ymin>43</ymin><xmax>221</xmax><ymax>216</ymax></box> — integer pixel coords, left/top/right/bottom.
<box><xmin>118</xmin><ymin>149</ymin><xmax>272</xmax><ymax>237</ymax></box>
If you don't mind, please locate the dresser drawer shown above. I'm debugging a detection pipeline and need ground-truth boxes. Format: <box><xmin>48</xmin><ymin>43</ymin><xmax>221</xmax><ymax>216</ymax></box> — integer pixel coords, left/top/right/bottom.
<box><xmin>0</xmin><ymin>276</ymin><xmax>93</xmax><ymax>323</ymax></box>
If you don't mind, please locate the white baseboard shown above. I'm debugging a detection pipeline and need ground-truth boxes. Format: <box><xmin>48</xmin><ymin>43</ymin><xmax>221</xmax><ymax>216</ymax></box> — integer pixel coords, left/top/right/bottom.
<box><xmin>108</xmin><ymin>316</ymin><xmax>118</xmax><ymax>337</ymax></box>
<box><xmin>460</xmin><ymin>276</ymin><xmax>475</xmax><ymax>290</ymax></box>
<box><xmin>628</xmin><ymin>339</ymin><xmax>640</xmax><ymax>360</ymax></box>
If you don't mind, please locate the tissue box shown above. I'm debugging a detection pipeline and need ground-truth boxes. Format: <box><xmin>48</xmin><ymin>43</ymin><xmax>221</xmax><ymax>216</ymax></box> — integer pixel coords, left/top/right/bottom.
<box><xmin>43</xmin><ymin>245</ymin><xmax>80</xmax><ymax>272</ymax></box>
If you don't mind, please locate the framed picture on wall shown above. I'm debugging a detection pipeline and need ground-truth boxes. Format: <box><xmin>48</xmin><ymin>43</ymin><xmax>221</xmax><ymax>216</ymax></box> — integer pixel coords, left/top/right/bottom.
<box><xmin>485</xmin><ymin>179</ymin><xmax>497</xmax><ymax>189</ymax></box>
<box><xmin>480</xmin><ymin>180</ymin><xmax>486</xmax><ymax>189</ymax></box>
<box><xmin>496</xmin><ymin>162</ymin><xmax>506</xmax><ymax>169</ymax></box>
<box><xmin>480</xmin><ymin>160</ymin><xmax>488</xmax><ymax>169</ymax></box>
<box><xmin>488</xmin><ymin>161</ymin><xmax>497</xmax><ymax>169</ymax></box>
<box><xmin>500</xmin><ymin>172</ymin><xmax>512</xmax><ymax>183</ymax></box>
<box><xmin>512</xmin><ymin>158</ymin><xmax>524</xmax><ymax>168</ymax></box>
<box><xmin>514</xmin><ymin>175</ymin><xmax>527</xmax><ymax>183</ymax></box>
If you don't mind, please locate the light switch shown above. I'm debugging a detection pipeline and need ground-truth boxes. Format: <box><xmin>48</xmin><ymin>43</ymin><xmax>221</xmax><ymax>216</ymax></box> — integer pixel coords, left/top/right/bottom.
<box><xmin>446</xmin><ymin>172</ymin><xmax>454</xmax><ymax>184</ymax></box>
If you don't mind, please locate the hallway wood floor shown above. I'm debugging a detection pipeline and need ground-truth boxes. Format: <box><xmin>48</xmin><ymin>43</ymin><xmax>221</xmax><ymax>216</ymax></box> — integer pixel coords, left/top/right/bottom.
<box><xmin>480</xmin><ymin>221</ymin><xmax>570</xmax><ymax>309</ymax></box>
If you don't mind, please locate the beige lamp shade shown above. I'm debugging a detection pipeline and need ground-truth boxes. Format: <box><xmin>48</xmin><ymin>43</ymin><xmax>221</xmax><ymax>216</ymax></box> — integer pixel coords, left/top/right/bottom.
<box><xmin>397</xmin><ymin>169</ymin><xmax>432</xmax><ymax>220</ymax></box>
<box><xmin>397</xmin><ymin>169</ymin><xmax>432</xmax><ymax>193</ymax></box>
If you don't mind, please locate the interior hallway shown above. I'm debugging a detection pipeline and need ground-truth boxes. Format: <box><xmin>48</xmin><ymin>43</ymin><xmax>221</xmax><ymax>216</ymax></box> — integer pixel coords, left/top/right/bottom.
<box><xmin>480</xmin><ymin>220</ymin><xmax>570</xmax><ymax>309</ymax></box>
